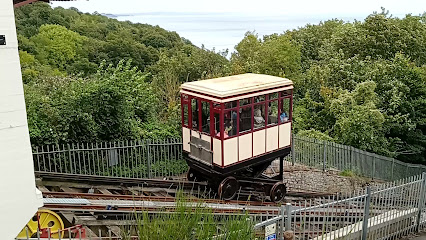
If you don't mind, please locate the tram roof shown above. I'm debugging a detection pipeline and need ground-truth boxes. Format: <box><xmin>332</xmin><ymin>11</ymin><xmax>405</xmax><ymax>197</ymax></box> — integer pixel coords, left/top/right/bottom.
<box><xmin>180</xmin><ymin>73</ymin><xmax>293</xmax><ymax>98</ymax></box>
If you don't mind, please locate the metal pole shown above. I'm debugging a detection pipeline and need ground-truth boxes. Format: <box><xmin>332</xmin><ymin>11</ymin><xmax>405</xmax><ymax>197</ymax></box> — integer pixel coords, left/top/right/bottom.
<box><xmin>291</xmin><ymin>133</ymin><xmax>295</xmax><ymax>166</ymax></box>
<box><xmin>372</xmin><ymin>155</ymin><xmax>376</xmax><ymax>180</ymax></box>
<box><xmin>285</xmin><ymin>203</ymin><xmax>292</xmax><ymax>231</ymax></box>
<box><xmin>147</xmin><ymin>139</ymin><xmax>152</xmax><ymax>178</ymax></box>
<box><xmin>280</xmin><ymin>156</ymin><xmax>284</xmax><ymax>181</ymax></box>
<box><xmin>281</xmin><ymin>205</ymin><xmax>285</xmax><ymax>240</ymax></box>
<box><xmin>361</xmin><ymin>186</ymin><xmax>371</xmax><ymax>240</ymax></box>
<box><xmin>391</xmin><ymin>158</ymin><xmax>394</xmax><ymax>181</ymax></box>
<box><xmin>416</xmin><ymin>172</ymin><xmax>426</xmax><ymax>232</ymax></box>
<box><xmin>323</xmin><ymin>141</ymin><xmax>327</xmax><ymax>172</ymax></box>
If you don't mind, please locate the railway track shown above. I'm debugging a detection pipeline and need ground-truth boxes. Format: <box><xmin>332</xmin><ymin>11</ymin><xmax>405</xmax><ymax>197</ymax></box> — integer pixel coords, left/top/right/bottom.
<box><xmin>31</xmin><ymin>172</ymin><xmax>362</xmax><ymax>239</ymax></box>
<box><xmin>35</xmin><ymin>171</ymin><xmax>333</xmax><ymax>199</ymax></box>
<box><xmin>34</xmin><ymin>171</ymin><xmax>335</xmax><ymax>223</ymax></box>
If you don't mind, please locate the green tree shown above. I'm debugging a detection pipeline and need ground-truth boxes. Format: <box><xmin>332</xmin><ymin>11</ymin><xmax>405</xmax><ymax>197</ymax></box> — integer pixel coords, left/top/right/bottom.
<box><xmin>31</xmin><ymin>24</ymin><xmax>87</xmax><ymax>70</ymax></box>
<box><xmin>231</xmin><ymin>32</ymin><xmax>301</xmax><ymax>78</ymax></box>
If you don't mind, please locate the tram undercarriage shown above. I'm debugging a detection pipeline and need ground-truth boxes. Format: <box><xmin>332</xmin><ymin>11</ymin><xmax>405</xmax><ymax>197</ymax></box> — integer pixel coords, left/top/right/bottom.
<box><xmin>184</xmin><ymin>147</ymin><xmax>290</xmax><ymax>202</ymax></box>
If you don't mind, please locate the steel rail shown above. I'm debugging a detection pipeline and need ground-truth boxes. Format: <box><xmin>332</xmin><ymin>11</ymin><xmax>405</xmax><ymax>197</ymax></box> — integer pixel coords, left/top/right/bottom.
<box><xmin>42</xmin><ymin>191</ymin><xmax>281</xmax><ymax>206</ymax></box>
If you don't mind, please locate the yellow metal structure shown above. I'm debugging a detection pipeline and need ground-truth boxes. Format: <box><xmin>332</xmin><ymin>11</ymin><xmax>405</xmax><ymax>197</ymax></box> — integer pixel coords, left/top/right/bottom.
<box><xmin>17</xmin><ymin>209</ymin><xmax>64</xmax><ymax>239</ymax></box>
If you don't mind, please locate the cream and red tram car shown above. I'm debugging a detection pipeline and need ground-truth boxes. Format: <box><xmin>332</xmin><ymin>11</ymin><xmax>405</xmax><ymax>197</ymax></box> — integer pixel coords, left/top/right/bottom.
<box><xmin>180</xmin><ymin>73</ymin><xmax>293</xmax><ymax>202</ymax></box>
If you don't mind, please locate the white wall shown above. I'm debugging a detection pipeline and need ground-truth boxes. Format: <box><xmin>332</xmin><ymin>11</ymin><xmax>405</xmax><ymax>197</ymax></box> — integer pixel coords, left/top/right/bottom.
<box><xmin>0</xmin><ymin>0</ymin><xmax>43</xmax><ymax>239</ymax></box>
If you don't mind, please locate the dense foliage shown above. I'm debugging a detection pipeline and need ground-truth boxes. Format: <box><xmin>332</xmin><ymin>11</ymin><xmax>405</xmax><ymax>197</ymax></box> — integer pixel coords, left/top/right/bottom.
<box><xmin>15</xmin><ymin>3</ymin><xmax>229</xmax><ymax>144</ymax></box>
<box><xmin>16</xmin><ymin>4</ymin><xmax>426</xmax><ymax>164</ymax></box>
<box><xmin>231</xmin><ymin>9</ymin><xmax>426</xmax><ymax>164</ymax></box>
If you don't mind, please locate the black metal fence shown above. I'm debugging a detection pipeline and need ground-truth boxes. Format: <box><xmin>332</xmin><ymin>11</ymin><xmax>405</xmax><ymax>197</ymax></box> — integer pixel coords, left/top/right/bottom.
<box><xmin>33</xmin><ymin>135</ymin><xmax>426</xmax><ymax>181</ymax></box>
<box><xmin>32</xmin><ymin>139</ymin><xmax>187</xmax><ymax>178</ymax></box>
<box><xmin>292</xmin><ymin>135</ymin><xmax>426</xmax><ymax>181</ymax></box>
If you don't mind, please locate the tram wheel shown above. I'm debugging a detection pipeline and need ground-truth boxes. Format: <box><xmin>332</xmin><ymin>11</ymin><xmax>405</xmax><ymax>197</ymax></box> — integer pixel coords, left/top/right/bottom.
<box><xmin>218</xmin><ymin>176</ymin><xmax>239</xmax><ymax>200</ymax></box>
<box><xmin>270</xmin><ymin>182</ymin><xmax>286</xmax><ymax>203</ymax></box>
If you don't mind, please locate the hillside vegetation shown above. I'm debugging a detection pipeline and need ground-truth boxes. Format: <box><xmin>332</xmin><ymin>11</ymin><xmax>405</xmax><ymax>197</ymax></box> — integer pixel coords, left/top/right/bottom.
<box><xmin>15</xmin><ymin>3</ymin><xmax>229</xmax><ymax>143</ymax></box>
<box><xmin>16</xmin><ymin>4</ymin><xmax>426</xmax><ymax>164</ymax></box>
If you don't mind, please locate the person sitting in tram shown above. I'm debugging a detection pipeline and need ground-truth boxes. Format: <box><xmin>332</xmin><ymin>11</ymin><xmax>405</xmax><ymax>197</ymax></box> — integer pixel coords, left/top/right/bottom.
<box><xmin>215</xmin><ymin>128</ymin><xmax>229</xmax><ymax>138</ymax></box>
<box><xmin>254</xmin><ymin>106</ymin><xmax>265</xmax><ymax>128</ymax></box>
<box><xmin>280</xmin><ymin>112</ymin><xmax>288</xmax><ymax>123</ymax></box>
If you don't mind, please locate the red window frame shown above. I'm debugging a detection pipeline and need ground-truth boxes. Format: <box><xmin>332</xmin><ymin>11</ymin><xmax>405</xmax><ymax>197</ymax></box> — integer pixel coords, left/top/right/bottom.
<box><xmin>182</xmin><ymin>88</ymin><xmax>293</xmax><ymax>140</ymax></box>
<box><xmin>181</xmin><ymin>94</ymin><xmax>189</xmax><ymax>127</ymax></box>
<box><xmin>279</xmin><ymin>89</ymin><xmax>293</xmax><ymax>124</ymax></box>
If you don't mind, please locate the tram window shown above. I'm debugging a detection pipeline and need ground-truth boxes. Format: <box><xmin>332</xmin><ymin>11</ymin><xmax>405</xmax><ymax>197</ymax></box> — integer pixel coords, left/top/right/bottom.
<box><xmin>255</xmin><ymin>95</ymin><xmax>265</xmax><ymax>103</ymax></box>
<box><xmin>225</xmin><ymin>101</ymin><xmax>237</xmax><ymax>109</ymax></box>
<box><xmin>280</xmin><ymin>98</ymin><xmax>291</xmax><ymax>123</ymax></box>
<box><xmin>201</xmin><ymin>101</ymin><xmax>210</xmax><ymax>134</ymax></box>
<box><xmin>183</xmin><ymin>104</ymin><xmax>189</xmax><ymax>126</ymax></box>
<box><xmin>239</xmin><ymin>98</ymin><xmax>251</xmax><ymax>106</ymax></box>
<box><xmin>239</xmin><ymin>106</ymin><xmax>252</xmax><ymax>133</ymax></box>
<box><xmin>224</xmin><ymin>110</ymin><xmax>237</xmax><ymax>138</ymax></box>
<box><xmin>268</xmin><ymin>100</ymin><xmax>278</xmax><ymax>125</ymax></box>
<box><xmin>214</xmin><ymin>113</ymin><xmax>220</xmax><ymax>138</ymax></box>
<box><xmin>191</xmin><ymin>98</ymin><xmax>199</xmax><ymax>130</ymax></box>
<box><xmin>181</xmin><ymin>94</ymin><xmax>189</xmax><ymax>100</ymax></box>
<box><xmin>269</xmin><ymin>92</ymin><xmax>278</xmax><ymax>100</ymax></box>
<box><xmin>253</xmin><ymin>103</ymin><xmax>266</xmax><ymax>129</ymax></box>
<box><xmin>281</xmin><ymin>89</ymin><xmax>292</xmax><ymax>97</ymax></box>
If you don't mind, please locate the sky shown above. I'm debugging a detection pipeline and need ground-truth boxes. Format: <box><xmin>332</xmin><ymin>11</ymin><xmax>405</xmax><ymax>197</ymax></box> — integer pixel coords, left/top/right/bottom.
<box><xmin>51</xmin><ymin>0</ymin><xmax>426</xmax><ymax>16</ymax></box>
<box><xmin>50</xmin><ymin>0</ymin><xmax>426</xmax><ymax>52</ymax></box>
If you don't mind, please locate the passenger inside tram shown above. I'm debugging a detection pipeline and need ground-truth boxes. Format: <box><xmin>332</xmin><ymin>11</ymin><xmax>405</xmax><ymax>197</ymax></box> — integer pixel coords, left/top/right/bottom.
<box><xmin>223</xmin><ymin>111</ymin><xmax>236</xmax><ymax>138</ymax></box>
<box><xmin>280</xmin><ymin>98</ymin><xmax>290</xmax><ymax>123</ymax></box>
<box><xmin>254</xmin><ymin>105</ymin><xmax>265</xmax><ymax>128</ymax></box>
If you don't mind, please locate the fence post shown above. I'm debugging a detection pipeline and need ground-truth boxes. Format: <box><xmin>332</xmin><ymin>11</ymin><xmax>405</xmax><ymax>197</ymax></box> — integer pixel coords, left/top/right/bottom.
<box><xmin>372</xmin><ymin>155</ymin><xmax>376</xmax><ymax>180</ymax></box>
<box><xmin>361</xmin><ymin>186</ymin><xmax>371</xmax><ymax>240</ymax></box>
<box><xmin>285</xmin><ymin>203</ymin><xmax>291</xmax><ymax>231</ymax></box>
<box><xmin>280</xmin><ymin>205</ymin><xmax>285</xmax><ymax>240</ymax></box>
<box><xmin>147</xmin><ymin>139</ymin><xmax>152</xmax><ymax>179</ymax></box>
<box><xmin>407</xmin><ymin>164</ymin><xmax>409</xmax><ymax>178</ymax></box>
<box><xmin>323</xmin><ymin>141</ymin><xmax>327</xmax><ymax>172</ymax></box>
<box><xmin>391</xmin><ymin>158</ymin><xmax>394</xmax><ymax>181</ymax></box>
<box><xmin>291</xmin><ymin>134</ymin><xmax>295</xmax><ymax>166</ymax></box>
<box><xmin>416</xmin><ymin>172</ymin><xmax>426</xmax><ymax>232</ymax></box>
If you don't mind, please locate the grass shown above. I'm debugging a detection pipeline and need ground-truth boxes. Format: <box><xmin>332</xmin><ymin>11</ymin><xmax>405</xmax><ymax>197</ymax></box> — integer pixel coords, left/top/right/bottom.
<box><xmin>122</xmin><ymin>191</ymin><xmax>255</xmax><ymax>240</ymax></box>
<box><xmin>340</xmin><ymin>169</ymin><xmax>357</xmax><ymax>177</ymax></box>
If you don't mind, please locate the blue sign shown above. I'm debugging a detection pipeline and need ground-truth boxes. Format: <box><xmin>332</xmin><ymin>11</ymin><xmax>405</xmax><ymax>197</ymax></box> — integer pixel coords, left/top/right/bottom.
<box><xmin>265</xmin><ymin>233</ymin><xmax>276</xmax><ymax>240</ymax></box>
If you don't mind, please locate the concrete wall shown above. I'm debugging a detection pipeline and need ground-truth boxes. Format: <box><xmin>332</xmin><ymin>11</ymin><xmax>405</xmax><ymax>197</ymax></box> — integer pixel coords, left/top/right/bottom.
<box><xmin>0</xmin><ymin>1</ymin><xmax>43</xmax><ymax>239</ymax></box>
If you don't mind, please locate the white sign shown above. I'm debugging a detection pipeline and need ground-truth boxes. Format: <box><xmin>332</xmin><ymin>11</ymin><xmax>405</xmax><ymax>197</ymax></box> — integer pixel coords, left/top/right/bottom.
<box><xmin>265</xmin><ymin>223</ymin><xmax>276</xmax><ymax>237</ymax></box>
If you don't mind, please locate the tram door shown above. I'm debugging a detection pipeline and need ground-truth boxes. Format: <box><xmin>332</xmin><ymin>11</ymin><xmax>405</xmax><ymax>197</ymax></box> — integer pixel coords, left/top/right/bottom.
<box><xmin>189</xmin><ymin>98</ymin><xmax>213</xmax><ymax>165</ymax></box>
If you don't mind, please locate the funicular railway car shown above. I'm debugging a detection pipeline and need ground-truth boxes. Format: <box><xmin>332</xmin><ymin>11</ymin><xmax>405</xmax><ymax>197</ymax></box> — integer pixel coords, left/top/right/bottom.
<box><xmin>180</xmin><ymin>73</ymin><xmax>293</xmax><ymax>202</ymax></box>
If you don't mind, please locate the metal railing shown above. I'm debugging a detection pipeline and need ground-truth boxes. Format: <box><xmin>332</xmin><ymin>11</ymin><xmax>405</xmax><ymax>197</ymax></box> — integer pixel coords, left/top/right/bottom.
<box><xmin>255</xmin><ymin>172</ymin><xmax>426</xmax><ymax>240</ymax></box>
<box><xmin>32</xmin><ymin>135</ymin><xmax>426</xmax><ymax>181</ymax></box>
<box><xmin>291</xmin><ymin>135</ymin><xmax>426</xmax><ymax>181</ymax></box>
<box><xmin>32</xmin><ymin>139</ymin><xmax>187</xmax><ymax>178</ymax></box>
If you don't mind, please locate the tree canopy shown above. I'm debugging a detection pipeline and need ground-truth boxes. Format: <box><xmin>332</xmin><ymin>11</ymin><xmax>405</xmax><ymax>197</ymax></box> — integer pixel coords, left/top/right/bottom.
<box><xmin>16</xmin><ymin>4</ymin><xmax>426</xmax><ymax>164</ymax></box>
<box><xmin>230</xmin><ymin>9</ymin><xmax>426</xmax><ymax>163</ymax></box>
<box><xmin>16</xmin><ymin>3</ymin><xmax>228</xmax><ymax>145</ymax></box>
